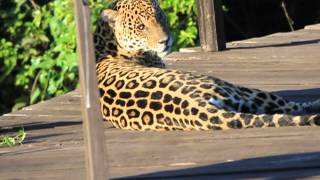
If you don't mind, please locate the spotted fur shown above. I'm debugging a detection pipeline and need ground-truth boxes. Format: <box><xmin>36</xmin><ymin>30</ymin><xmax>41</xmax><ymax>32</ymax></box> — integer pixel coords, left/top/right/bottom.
<box><xmin>95</xmin><ymin>0</ymin><xmax>320</xmax><ymax>131</ymax></box>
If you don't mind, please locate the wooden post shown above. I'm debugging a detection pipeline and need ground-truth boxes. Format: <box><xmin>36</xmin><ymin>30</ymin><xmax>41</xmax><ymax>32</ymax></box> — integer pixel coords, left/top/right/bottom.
<box><xmin>197</xmin><ymin>0</ymin><xmax>226</xmax><ymax>52</ymax></box>
<box><xmin>74</xmin><ymin>0</ymin><xmax>108</xmax><ymax>180</ymax></box>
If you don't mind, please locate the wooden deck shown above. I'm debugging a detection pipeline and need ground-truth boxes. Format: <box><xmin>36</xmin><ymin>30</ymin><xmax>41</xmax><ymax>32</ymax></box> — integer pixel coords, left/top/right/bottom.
<box><xmin>1</xmin><ymin>24</ymin><xmax>320</xmax><ymax>179</ymax></box>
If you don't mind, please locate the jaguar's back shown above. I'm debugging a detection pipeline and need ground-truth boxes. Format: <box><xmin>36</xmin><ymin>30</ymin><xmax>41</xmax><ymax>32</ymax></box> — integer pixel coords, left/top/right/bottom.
<box><xmin>95</xmin><ymin>0</ymin><xmax>320</xmax><ymax>131</ymax></box>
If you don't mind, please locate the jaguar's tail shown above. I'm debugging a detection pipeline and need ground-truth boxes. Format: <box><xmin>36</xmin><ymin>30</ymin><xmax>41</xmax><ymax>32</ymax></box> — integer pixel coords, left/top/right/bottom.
<box><xmin>300</xmin><ymin>99</ymin><xmax>320</xmax><ymax>114</ymax></box>
<box><xmin>206</xmin><ymin>107</ymin><xmax>320</xmax><ymax>130</ymax></box>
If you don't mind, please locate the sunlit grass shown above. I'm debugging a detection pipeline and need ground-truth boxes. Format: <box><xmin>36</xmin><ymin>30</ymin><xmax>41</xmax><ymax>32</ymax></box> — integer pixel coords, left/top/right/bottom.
<box><xmin>0</xmin><ymin>129</ymin><xmax>27</xmax><ymax>147</ymax></box>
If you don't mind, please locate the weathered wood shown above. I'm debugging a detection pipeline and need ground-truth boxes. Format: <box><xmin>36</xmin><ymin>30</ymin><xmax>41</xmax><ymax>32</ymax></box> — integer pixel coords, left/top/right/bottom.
<box><xmin>166</xmin><ymin>26</ymin><xmax>320</xmax><ymax>91</ymax></box>
<box><xmin>197</xmin><ymin>0</ymin><xmax>226</xmax><ymax>52</ymax></box>
<box><xmin>74</xmin><ymin>0</ymin><xmax>107</xmax><ymax>179</ymax></box>
<box><xmin>1</xmin><ymin>121</ymin><xmax>320</xmax><ymax>179</ymax></box>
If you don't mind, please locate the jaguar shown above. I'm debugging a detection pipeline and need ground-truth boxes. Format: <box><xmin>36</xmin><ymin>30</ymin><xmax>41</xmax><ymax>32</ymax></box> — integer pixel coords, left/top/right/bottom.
<box><xmin>94</xmin><ymin>0</ymin><xmax>320</xmax><ymax>131</ymax></box>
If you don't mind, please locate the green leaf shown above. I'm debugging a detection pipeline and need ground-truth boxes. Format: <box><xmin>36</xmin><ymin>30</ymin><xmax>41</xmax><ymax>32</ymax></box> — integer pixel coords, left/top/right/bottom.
<box><xmin>11</xmin><ymin>103</ymin><xmax>26</xmax><ymax>112</ymax></box>
<box><xmin>16</xmin><ymin>129</ymin><xmax>27</xmax><ymax>144</ymax></box>
<box><xmin>30</xmin><ymin>88</ymin><xmax>41</xmax><ymax>104</ymax></box>
<box><xmin>33</xmin><ymin>10</ymin><xmax>42</xmax><ymax>27</ymax></box>
<box><xmin>38</xmin><ymin>34</ymin><xmax>49</xmax><ymax>42</ymax></box>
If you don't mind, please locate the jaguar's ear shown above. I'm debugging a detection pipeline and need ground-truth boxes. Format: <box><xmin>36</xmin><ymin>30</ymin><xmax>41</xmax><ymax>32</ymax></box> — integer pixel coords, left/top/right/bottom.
<box><xmin>101</xmin><ymin>9</ymin><xmax>118</xmax><ymax>23</ymax></box>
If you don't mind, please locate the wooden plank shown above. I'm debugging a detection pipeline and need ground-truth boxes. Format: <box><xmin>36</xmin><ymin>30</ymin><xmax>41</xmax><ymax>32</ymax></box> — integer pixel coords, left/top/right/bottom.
<box><xmin>165</xmin><ymin>27</ymin><xmax>320</xmax><ymax>92</ymax></box>
<box><xmin>73</xmin><ymin>0</ymin><xmax>107</xmax><ymax>179</ymax></box>
<box><xmin>1</xmin><ymin>125</ymin><xmax>320</xmax><ymax>179</ymax></box>
<box><xmin>167</xmin><ymin>48</ymin><xmax>320</xmax><ymax>63</ymax></box>
<box><xmin>1</xmin><ymin>103</ymin><xmax>320</xmax><ymax>179</ymax></box>
<box><xmin>178</xmin><ymin>24</ymin><xmax>320</xmax><ymax>53</ymax></box>
<box><xmin>197</xmin><ymin>0</ymin><xmax>226</xmax><ymax>52</ymax></box>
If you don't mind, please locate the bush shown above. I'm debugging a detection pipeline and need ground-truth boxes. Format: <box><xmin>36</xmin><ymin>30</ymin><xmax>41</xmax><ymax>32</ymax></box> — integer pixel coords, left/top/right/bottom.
<box><xmin>0</xmin><ymin>0</ymin><xmax>199</xmax><ymax>115</ymax></box>
<box><xmin>160</xmin><ymin>0</ymin><xmax>199</xmax><ymax>51</ymax></box>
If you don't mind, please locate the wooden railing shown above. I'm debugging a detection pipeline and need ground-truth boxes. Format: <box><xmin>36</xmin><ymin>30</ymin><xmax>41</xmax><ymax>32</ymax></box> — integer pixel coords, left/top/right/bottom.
<box><xmin>197</xmin><ymin>0</ymin><xmax>226</xmax><ymax>52</ymax></box>
<box><xmin>74</xmin><ymin>0</ymin><xmax>108</xmax><ymax>179</ymax></box>
<box><xmin>74</xmin><ymin>0</ymin><xmax>225</xmax><ymax>179</ymax></box>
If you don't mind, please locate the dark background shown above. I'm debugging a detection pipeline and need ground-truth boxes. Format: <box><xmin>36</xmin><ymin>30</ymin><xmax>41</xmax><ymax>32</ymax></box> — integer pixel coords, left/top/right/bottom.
<box><xmin>222</xmin><ymin>0</ymin><xmax>320</xmax><ymax>41</ymax></box>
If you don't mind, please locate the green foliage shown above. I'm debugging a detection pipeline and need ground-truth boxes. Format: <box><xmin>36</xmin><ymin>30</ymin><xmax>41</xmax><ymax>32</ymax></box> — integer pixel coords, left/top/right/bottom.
<box><xmin>159</xmin><ymin>0</ymin><xmax>199</xmax><ymax>51</ymax></box>
<box><xmin>0</xmin><ymin>0</ymin><xmax>111</xmax><ymax>114</ymax></box>
<box><xmin>0</xmin><ymin>128</ymin><xmax>26</xmax><ymax>147</ymax></box>
<box><xmin>0</xmin><ymin>0</ymin><xmax>198</xmax><ymax>114</ymax></box>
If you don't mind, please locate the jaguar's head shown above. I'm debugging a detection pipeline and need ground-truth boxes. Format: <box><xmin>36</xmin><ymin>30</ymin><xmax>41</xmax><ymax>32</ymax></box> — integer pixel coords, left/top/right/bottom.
<box><xmin>96</xmin><ymin>0</ymin><xmax>173</xmax><ymax>59</ymax></box>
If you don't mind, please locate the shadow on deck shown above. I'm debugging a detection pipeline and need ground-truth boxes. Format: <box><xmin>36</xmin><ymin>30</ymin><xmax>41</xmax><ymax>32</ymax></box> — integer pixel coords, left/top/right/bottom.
<box><xmin>124</xmin><ymin>152</ymin><xmax>320</xmax><ymax>180</ymax></box>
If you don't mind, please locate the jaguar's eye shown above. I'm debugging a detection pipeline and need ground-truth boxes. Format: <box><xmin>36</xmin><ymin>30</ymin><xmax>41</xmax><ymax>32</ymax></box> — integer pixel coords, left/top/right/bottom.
<box><xmin>137</xmin><ymin>24</ymin><xmax>145</xmax><ymax>30</ymax></box>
